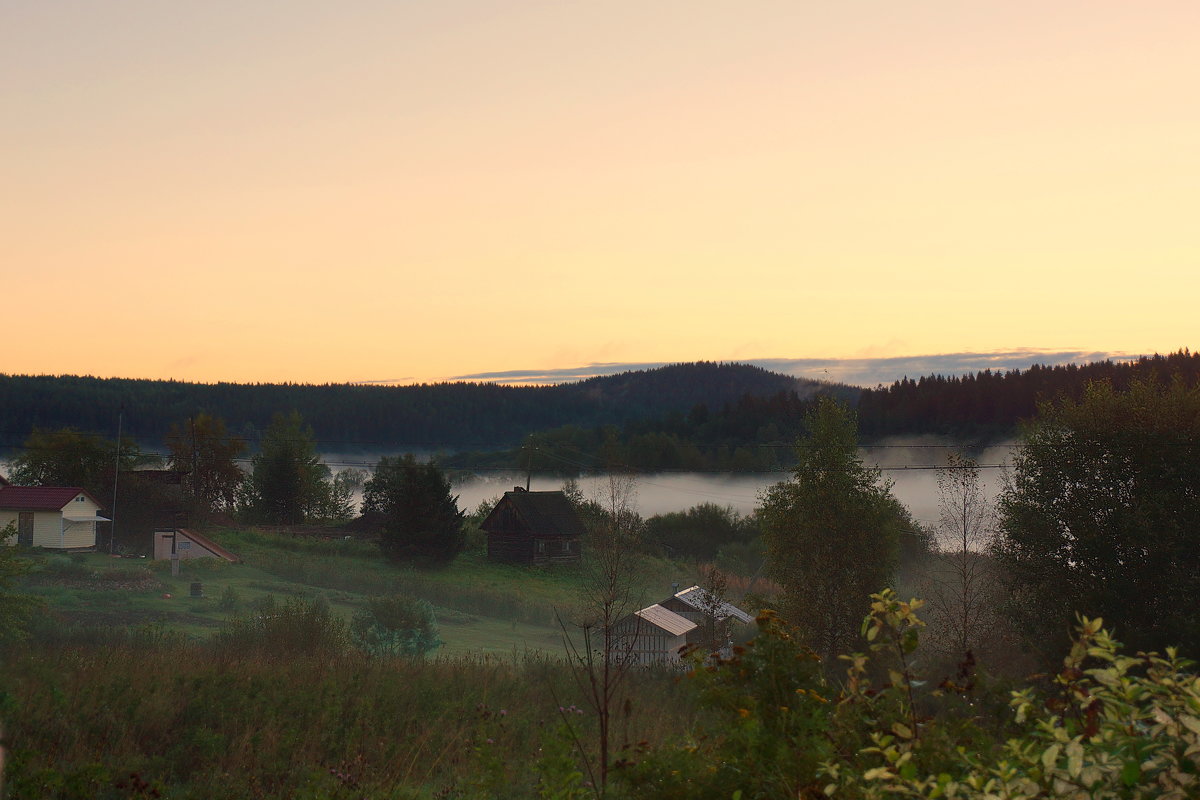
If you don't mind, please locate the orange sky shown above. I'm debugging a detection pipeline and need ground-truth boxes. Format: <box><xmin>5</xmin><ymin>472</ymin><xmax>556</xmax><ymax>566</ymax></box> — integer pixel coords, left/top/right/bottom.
<box><xmin>3</xmin><ymin>1</ymin><xmax>1197</xmax><ymax>385</ymax></box>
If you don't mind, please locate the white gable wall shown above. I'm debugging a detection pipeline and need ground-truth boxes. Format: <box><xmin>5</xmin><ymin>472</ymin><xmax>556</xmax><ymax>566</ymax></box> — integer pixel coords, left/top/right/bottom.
<box><xmin>59</xmin><ymin>493</ymin><xmax>101</xmax><ymax>549</ymax></box>
<box><xmin>0</xmin><ymin>494</ymin><xmax>100</xmax><ymax>549</ymax></box>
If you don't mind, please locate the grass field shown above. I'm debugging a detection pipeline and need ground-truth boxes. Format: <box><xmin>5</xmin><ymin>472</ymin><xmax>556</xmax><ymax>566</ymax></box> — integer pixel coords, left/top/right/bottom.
<box><xmin>19</xmin><ymin>526</ymin><xmax>705</xmax><ymax>656</ymax></box>
<box><xmin>5</xmin><ymin>528</ymin><xmax>715</xmax><ymax>798</ymax></box>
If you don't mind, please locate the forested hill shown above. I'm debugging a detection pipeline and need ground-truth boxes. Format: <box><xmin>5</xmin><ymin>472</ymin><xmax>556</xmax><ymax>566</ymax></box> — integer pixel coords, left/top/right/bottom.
<box><xmin>447</xmin><ymin>351</ymin><xmax>1200</xmax><ymax>474</ymax></box>
<box><xmin>2</xmin><ymin>353</ymin><xmax>1195</xmax><ymax>461</ymax></box>
<box><xmin>0</xmin><ymin>362</ymin><xmax>828</xmax><ymax>450</ymax></box>
<box><xmin>856</xmin><ymin>350</ymin><xmax>1200</xmax><ymax>438</ymax></box>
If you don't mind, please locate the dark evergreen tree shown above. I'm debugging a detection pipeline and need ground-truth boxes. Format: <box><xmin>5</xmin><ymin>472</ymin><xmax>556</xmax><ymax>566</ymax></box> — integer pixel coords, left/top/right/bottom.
<box><xmin>246</xmin><ymin>411</ymin><xmax>326</xmax><ymax>525</ymax></box>
<box><xmin>363</xmin><ymin>455</ymin><xmax>465</xmax><ymax>565</ymax></box>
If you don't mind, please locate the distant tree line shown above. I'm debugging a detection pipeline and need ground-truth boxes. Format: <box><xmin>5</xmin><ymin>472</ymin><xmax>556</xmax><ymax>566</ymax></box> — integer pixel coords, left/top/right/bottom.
<box><xmin>0</xmin><ymin>363</ymin><xmax>813</xmax><ymax>453</ymax></box>
<box><xmin>451</xmin><ymin>351</ymin><xmax>1200</xmax><ymax>474</ymax></box>
<box><xmin>2</xmin><ymin>352</ymin><xmax>1197</xmax><ymax>475</ymax></box>
<box><xmin>856</xmin><ymin>349</ymin><xmax>1200</xmax><ymax>437</ymax></box>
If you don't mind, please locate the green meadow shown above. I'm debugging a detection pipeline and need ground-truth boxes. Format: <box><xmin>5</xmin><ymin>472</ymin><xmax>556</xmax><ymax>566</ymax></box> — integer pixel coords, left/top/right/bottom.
<box><xmin>2</xmin><ymin>527</ymin><xmax>711</xmax><ymax>799</ymax></box>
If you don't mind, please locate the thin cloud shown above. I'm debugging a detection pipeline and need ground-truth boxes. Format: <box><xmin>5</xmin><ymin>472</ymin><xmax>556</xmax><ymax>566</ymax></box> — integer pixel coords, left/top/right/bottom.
<box><xmin>451</xmin><ymin>350</ymin><xmax>1141</xmax><ymax>388</ymax></box>
<box><xmin>349</xmin><ymin>377</ymin><xmax>415</xmax><ymax>386</ymax></box>
<box><xmin>453</xmin><ymin>362</ymin><xmax>673</xmax><ymax>384</ymax></box>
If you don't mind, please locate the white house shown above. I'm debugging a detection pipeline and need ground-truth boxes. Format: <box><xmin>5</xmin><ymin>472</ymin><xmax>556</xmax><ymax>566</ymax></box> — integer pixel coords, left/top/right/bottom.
<box><xmin>0</xmin><ymin>486</ymin><xmax>108</xmax><ymax>549</ymax></box>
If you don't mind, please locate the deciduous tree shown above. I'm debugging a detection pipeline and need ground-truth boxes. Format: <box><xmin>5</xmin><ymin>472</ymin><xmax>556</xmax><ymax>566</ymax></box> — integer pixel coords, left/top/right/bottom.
<box><xmin>758</xmin><ymin>397</ymin><xmax>909</xmax><ymax>663</ymax></box>
<box><xmin>925</xmin><ymin>452</ymin><xmax>1002</xmax><ymax>663</ymax></box>
<box><xmin>994</xmin><ymin>378</ymin><xmax>1200</xmax><ymax>657</ymax></box>
<box><xmin>165</xmin><ymin>413</ymin><xmax>246</xmax><ymax>516</ymax></box>
<box><xmin>11</xmin><ymin>427</ymin><xmax>147</xmax><ymax>495</ymax></box>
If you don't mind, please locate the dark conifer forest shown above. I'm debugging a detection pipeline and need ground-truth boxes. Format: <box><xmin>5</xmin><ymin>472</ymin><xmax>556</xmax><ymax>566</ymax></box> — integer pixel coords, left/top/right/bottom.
<box><xmin>1</xmin><ymin>352</ymin><xmax>1197</xmax><ymax>472</ymax></box>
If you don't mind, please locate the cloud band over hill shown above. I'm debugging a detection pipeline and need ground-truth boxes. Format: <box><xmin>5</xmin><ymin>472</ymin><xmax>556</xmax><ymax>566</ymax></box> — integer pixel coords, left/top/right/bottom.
<box><xmin>452</xmin><ymin>350</ymin><xmax>1138</xmax><ymax>388</ymax></box>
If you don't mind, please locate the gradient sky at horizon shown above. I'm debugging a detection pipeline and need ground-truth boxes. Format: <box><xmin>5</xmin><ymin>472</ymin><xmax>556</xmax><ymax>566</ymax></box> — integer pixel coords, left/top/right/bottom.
<box><xmin>4</xmin><ymin>1</ymin><xmax>1196</xmax><ymax>385</ymax></box>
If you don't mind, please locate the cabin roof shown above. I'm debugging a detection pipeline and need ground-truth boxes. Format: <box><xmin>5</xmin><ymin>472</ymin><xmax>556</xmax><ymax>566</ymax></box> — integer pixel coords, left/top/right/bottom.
<box><xmin>0</xmin><ymin>486</ymin><xmax>104</xmax><ymax>512</ymax></box>
<box><xmin>482</xmin><ymin>490</ymin><xmax>587</xmax><ymax>537</ymax></box>
<box><xmin>634</xmin><ymin>604</ymin><xmax>698</xmax><ymax>637</ymax></box>
<box><xmin>671</xmin><ymin>585</ymin><xmax>754</xmax><ymax>624</ymax></box>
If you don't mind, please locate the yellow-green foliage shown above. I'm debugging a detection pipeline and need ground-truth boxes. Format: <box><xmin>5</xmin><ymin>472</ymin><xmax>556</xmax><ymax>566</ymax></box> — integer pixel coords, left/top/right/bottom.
<box><xmin>823</xmin><ymin>601</ymin><xmax>1200</xmax><ymax>799</ymax></box>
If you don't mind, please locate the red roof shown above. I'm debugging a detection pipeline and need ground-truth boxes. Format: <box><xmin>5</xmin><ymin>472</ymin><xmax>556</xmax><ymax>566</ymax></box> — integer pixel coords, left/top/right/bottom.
<box><xmin>176</xmin><ymin>529</ymin><xmax>239</xmax><ymax>563</ymax></box>
<box><xmin>0</xmin><ymin>486</ymin><xmax>103</xmax><ymax>512</ymax></box>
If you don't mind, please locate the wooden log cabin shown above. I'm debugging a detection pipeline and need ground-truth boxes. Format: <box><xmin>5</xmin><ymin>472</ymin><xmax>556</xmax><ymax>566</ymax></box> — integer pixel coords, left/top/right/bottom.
<box><xmin>480</xmin><ymin>488</ymin><xmax>585</xmax><ymax>565</ymax></box>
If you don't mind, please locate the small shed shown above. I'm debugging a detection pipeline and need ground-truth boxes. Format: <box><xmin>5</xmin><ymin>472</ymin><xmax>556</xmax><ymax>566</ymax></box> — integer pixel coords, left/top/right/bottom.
<box><xmin>480</xmin><ymin>488</ymin><xmax>585</xmax><ymax>565</ymax></box>
<box><xmin>660</xmin><ymin>585</ymin><xmax>753</xmax><ymax>649</ymax></box>
<box><xmin>612</xmin><ymin>604</ymin><xmax>698</xmax><ymax>666</ymax></box>
<box><xmin>153</xmin><ymin>528</ymin><xmax>239</xmax><ymax>563</ymax></box>
<box><xmin>0</xmin><ymin>486</ymin><xmax>108</xmax><ymax>549</ymax></box>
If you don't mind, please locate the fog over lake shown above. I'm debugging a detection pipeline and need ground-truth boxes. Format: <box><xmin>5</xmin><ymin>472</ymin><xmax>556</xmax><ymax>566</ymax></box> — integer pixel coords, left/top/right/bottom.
<box><xmin>422</xmin><ymin>441</ymin><xmax>1015</xmax><ymax>533</ymax></box>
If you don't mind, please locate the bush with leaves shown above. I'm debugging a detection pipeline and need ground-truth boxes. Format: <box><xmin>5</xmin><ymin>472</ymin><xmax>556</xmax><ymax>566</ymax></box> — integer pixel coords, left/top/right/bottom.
<box><xmin>620</xmin><ymin>610</ymin><xmax>834</xmax><ymax>798</ymax></box>
<box><xmin>822</xmin><ymin>600</ymin><xmax>1200</xmax><ymax>799</ymax></box>
<box><xmin>212</xmin><ymin>595</ymin><xmax>349</xmax><ymax>658</ymax></box>
<box><xmin>349</xmin><ymin>593</ymin><xmax>441</xmax><ymax>658</ymax></box>
<box><xmin>0</xmin><ymin>523</ymin><xmax>41</xmax><ymax>643</ymax></box>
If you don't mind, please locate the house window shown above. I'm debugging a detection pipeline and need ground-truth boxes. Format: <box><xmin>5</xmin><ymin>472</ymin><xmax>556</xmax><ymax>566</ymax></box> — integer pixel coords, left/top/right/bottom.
<box><xmin>536</xmin><ymin>541</ymin><xmax>546</xmax><ymax>553</ymax></box>
<box><xmin>77</xmin><ymin>496</ymin><xmax>85</xmax><ymax>502</ymax></box>
<box><xmin>561</xmin><ymin>541</ymin><xmax>572</xmax><ymax>553</ymax></box>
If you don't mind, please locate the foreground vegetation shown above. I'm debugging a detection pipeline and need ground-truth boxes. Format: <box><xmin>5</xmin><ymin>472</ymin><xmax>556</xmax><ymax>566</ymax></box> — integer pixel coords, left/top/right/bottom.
<box><xmin>6</xmin><ymin>587</ymin><xmax>1200</xmax><ymax>799</ymax></box>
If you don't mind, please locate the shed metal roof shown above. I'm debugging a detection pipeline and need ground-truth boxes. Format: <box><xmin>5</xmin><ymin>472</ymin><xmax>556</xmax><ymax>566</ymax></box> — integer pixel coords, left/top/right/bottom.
<box><xmin>634</xmin><ymin>604</ymin><xmax>698</xmax><ymax>637</ymax></box>
<box><xmin>672</xmin><ymin>585</ymin><xmax>754</xmax><ymax>624</ymax></box>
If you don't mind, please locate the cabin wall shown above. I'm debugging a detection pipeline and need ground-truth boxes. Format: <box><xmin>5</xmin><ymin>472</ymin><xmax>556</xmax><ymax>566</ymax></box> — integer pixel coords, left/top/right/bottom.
<box><xmin>485</xmin><ymin>515</ymin><xmax>581</xmax><ymax>564</ymax></box>
<box><xmin>487</xmin><ymin>533</ymin><xmax>535</xmax><ymax>564</ymax></box>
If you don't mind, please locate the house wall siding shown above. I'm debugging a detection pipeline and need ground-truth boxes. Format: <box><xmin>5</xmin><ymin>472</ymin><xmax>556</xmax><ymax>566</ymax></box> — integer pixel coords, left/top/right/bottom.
<box><xmin>0</xmin><ymin>494</ymin><xmax>100</xmax><ymax>549</ymax></box>
<box><xmin>32</xmin><ymin>511</ymin><xmax>66</xmax><ymax>548</ymax></box>
<box><xmin>60</xmin><ymin>495</ymin><xmax>101</xmax><ymax>549</ymax></box>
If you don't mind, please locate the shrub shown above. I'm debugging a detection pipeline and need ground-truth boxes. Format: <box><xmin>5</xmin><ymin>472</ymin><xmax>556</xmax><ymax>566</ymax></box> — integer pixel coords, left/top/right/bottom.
<box><xmin>38</xmin><ymin>554</ymin><xmax>94</xmax><ymax>580</ymax></box>
<box><xmin>218</xmin><ymin>585</ymin><xmax>240</xmax><ymax>612</ymax></box>
<box><xmin>826</xmin><ymin>613</ymin><xmax>1200</xmax><ymax>799</ymax></box>
<box><xmin>212</xmin><ymin>595</ymin><xmax>349</xmax><ymax>658</ymax></box>
<box><xmin>350</xmin><ymin>593</ymin><xmax>441</xmax><ymax>657</ymax></box>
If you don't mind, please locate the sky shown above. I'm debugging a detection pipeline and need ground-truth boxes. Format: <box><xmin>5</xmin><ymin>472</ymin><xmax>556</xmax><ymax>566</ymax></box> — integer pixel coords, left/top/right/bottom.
<box><xmin>4</xmin><ymin>1</ymin><xmax>1196</xmax><ymax>387</ymax></box>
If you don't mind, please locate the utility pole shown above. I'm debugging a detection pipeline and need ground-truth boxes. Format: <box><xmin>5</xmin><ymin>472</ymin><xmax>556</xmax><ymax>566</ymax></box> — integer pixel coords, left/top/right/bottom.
<box><xmin>109</xmin><ymin>405</ymin><xmax>123</xmax><ymax>555</ymax></box>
